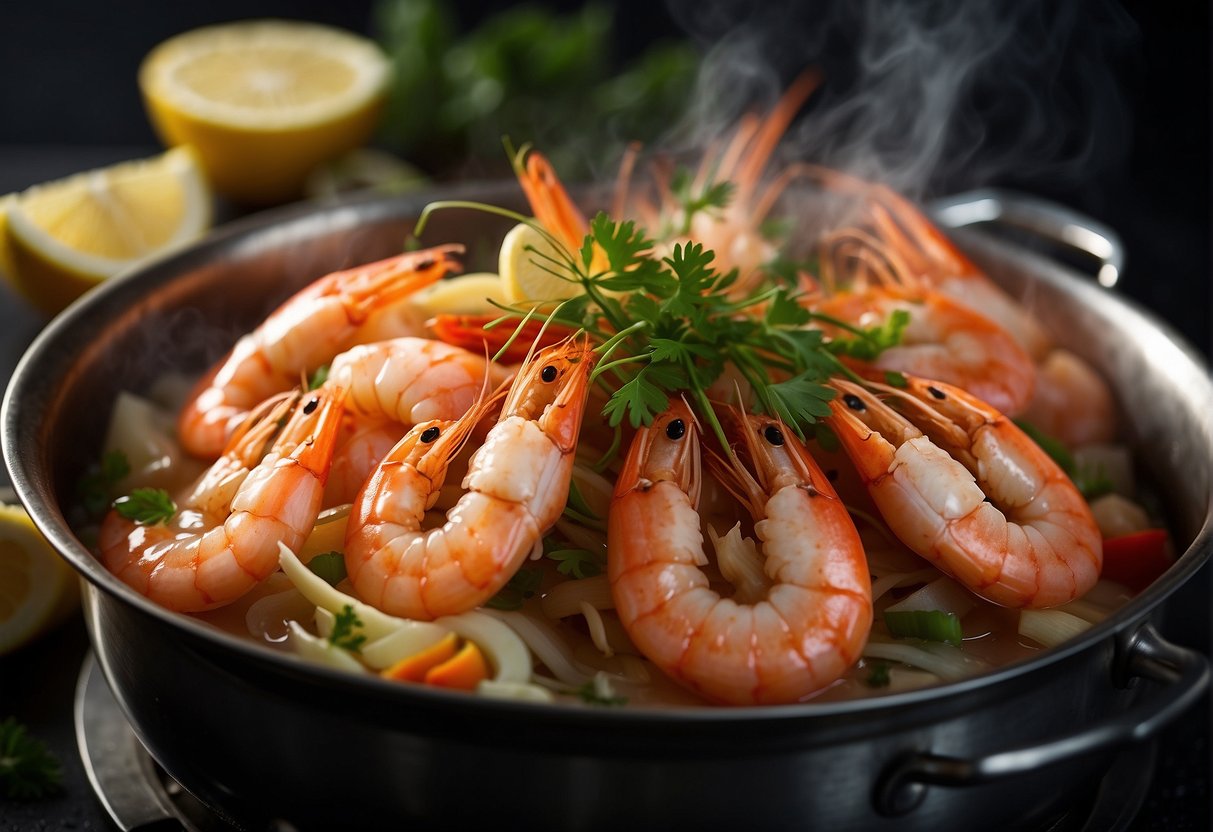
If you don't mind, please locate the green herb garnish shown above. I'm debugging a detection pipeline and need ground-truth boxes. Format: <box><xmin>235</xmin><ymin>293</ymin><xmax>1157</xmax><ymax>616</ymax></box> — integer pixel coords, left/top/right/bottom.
<box><xmin>112</xmin><ymin>488</ymin><xmax>176</xmax><ymax>526</ymax></box>
<box><xmin>307</xmin><ymin>364</ymin><xmax>330</xmax><ymax>391</ymax></box>
<box><xmin>485</xmin><ymin>567</ymin><xmax>544</xmax><ymax>611</ymax></box>
<box><xmin>883</xmin><ymin>610</ymin><xmax>963</xmax><ymax>646</ymax></box>
<box><xmin>572</xmin><ymin>679</ymin><xmax>627</xmax><ymax>707</ymax></box>
<box><xmin>0</xmin><ymin>718</ymin><xmax>62</xmax><ymax>800</ymax></box>
<box><xmin>669</xmin><ymin>167</ymin><xmax>735</xmax><ymax>236</ymax></box>
<box><xmin>76</xmin><ymin>450</ymin><xmax>131</xmax><ymax>519</ymax></box>
<box><xmin>864</xmin><ymin>661</ymin><xmax>891</xmax><ymax>688</ymax></box>
<box><xmin>329</xmin><ymin>604</ymin><xmax>367</xmax><ymax>653</ymax></box>
<box><xmin>561</xmin><ymin>480</ymin><xmax>604</xmax><ymax>531</ymax></box>
<box><xmin>547</xmin><ymin>547</ymin><xmax>604</xmax><ymax>579</ymax></box>
<box><xmin>307</xmin><ymin>552</ymin><xmax>347</xmax><ymax>587</ymax></box>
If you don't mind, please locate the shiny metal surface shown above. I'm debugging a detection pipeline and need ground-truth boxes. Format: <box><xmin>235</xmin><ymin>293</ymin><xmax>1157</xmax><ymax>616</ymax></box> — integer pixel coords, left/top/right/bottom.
<box><xmin>3</xmin><ymin>188</ymin><xmax>1211</xmax><ymax>831</ymax></box>
<box><xmin>932</xmin><ymin>189</ymin><xmax>1126</xmax><ymax>288</ymax></box>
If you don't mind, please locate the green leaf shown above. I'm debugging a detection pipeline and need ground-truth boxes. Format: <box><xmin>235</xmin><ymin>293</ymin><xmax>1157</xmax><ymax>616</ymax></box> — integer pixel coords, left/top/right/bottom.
<box><xmin>765</xmin><ymin>373</ymin><xmax>836</xmax><ymax>430</ymax></box>
<box><xmin>826</xmin><ymin>308</ymin><xmax>911</xmax><ymax>360</ymax></box>
<box><xmin>546</xmin><ymin>547</ymin><xmax>604</xmax><ymax>579</ymax></box>
<box><xmin>307</xmin><ymin>552</ymin><xmax>348</xmax><ymax>587</ymax></box>
<box><xmin>571</xmin><ymin>679</ymin><xmax>627</xmax><ymax>707</ymax></box>
<box><xmin>1014</xmin><ymin>419</ymin><xmax>1076</xmax><ymax>474</ymax></box>
<box><xmin>329</xmin><ymin>604</ymin><xmax>367</xmax><ymax>653</ymax></box>
<box><xmin>602</xmin><ymin>366</ymin><xmax>675</xmax><ymax>429</ymax></box>
<box><xmin>77</xmin><ymin>450</ymin><xmax>131</xmax><ymax>519</ymax></box>
<box><xmin>113</xmin><ymin>488</ymin><xmax>176</xmax><ymax>526</ymax></box>
<box><xmin>0</xmin><ymin>718</ymin><xmax>62</xmax><ymax>800</ymax></box>
<box><xmin>864</xmin><ymin>661</ymin><xmax>892</xmax><ymax>688</ymax></box>
<box><xmin>485</xmin><ymin>567</ymin><xmax>544</xmax><ymax>610</ymax></box>
<box><xmin>307</xmin><ymin>364</ymin><xmax>330</xmax><ymax>391</ymax></box>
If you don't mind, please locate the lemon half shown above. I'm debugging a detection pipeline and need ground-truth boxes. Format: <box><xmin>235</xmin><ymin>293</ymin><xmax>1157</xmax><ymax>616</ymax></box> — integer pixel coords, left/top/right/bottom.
<box><xmin>0</xmin><ymin>504</ymin><xmax>80</xmax><ymax>655</ymax></box>
<box><xmin>2</xmin><ymin>147</ymin><xmax>211</xmax><ymax>316</ymax></box>
<box><xmin>140</xmin><ymin>20</ymin><xmax>390</xmax><ymax>204</ymax></box>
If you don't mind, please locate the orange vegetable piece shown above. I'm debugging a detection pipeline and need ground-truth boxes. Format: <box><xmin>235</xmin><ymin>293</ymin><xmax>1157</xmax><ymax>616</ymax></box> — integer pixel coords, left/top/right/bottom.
<box><xmin>424</xmin><ymin>640</ymin><xmax>490</xmax><ymax>691</ymax></box>
<box><xmin>380</xmin><ymin>632</ymin><xmax>459</xmax><ymax>683</ymax></box>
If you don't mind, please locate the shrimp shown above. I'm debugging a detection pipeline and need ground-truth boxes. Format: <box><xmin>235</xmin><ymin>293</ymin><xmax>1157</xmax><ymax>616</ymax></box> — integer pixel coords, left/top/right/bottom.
<box><xmin>825</xmin><ymin>375</ymin><xmax>1102</xmax><ymax>608</ymax></box>
<box><xmin>811</xmin><ymin>284</ymin><xmax>1036</xmax><ymax>416</ymax></box>
<box><xmin>806</xmin><ymin>167</ymin><xmax>1054</xmax><ymax>361</ymax></box>
<box><xmin>345</xmin><ymin>337</ymin><xmax>596</xmax><ymax>619</ymax></box>
<box><xmin>1021</xmin><ymin>348</ymin><xmax>1118</xmax><ymax>447</ymax></box>
<box><xmin>100</xmin><ymin>387</ymin><xmax>347</xmax><ymax>612</ymax></box>
<box><xmin>608</xmin><ymin>399</ymin><xmax>872</xmax><ymax>705</ymax></box>
<box><xmin>177</xmin><ymin>245</ymin><xmax>463</xmax><ymax>459</ymax></box>
<box><xmin>326</xmin><ymin>336</ymin><xmax>511</xmax><ymax>427</ymax></box>
<box><xmin>319</xmin><ymin>337</ymin><xmax>512</xmax><ymax>504</ymax></box>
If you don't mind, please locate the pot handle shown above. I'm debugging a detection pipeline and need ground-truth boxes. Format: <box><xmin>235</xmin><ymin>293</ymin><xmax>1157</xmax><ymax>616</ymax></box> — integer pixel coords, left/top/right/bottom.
<box><xmin>874</xmin><ymin>623</ymin><xmax>1210</xmax><ymax>816</ymax></box>
<box><xmin>929</xmin><ymin>189</ymin><xmax>1125</xmax><ymax>289</ymax></box>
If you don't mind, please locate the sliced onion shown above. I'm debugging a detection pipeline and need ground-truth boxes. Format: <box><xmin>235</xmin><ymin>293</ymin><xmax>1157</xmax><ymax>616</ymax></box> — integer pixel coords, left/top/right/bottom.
<box><xmin>886</xmin><ymin>576</ymin><xmax>978</xmax><ymax>619</ymax></box>
<box><xmin>1019</xmin><ymin>610</ymin><xmax>1091</xmax><ymax>648</ymax></box>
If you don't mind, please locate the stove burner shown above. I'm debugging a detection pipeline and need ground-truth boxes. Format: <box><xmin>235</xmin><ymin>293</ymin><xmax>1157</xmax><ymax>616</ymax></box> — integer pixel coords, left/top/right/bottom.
<box><xmin>73</xmin><ymin>652</ymin><xmax>295</xmax><ymax>832</ymax></box>
<box><xmin>73</xmin><ymin>652</ymin><xmax>1158</xmax><ymax>831</ymax></box>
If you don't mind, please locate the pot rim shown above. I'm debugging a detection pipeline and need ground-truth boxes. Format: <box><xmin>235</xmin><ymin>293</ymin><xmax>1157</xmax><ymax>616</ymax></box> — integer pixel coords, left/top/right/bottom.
<box><xmin>5</xmin><ymin>185</ymin><xmax>1211</xmax><ymax>724</ymax></box>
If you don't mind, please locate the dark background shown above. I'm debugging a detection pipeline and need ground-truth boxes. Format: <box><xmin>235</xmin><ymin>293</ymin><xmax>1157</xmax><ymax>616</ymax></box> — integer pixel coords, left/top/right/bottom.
<box><xmin>0</xmin><ymin>0</ymin><xmax>1207</xmax><ymax>352</ymax></box>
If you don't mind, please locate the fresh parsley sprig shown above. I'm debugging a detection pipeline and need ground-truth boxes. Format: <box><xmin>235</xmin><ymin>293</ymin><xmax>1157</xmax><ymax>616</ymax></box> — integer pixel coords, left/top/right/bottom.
<box><xmin>0</xmin><ymin>718</ymin><xmax>62</xmax><ymax>801</ymax></box>
<box><xmin>329</xmin><ymin>605</ymin><xmax>367</xmax><ymax>653</ymax></box>
<box><xmin>416</xmin><ymin>191</ymin><xmax>909</xmax><ymax>447</ymax></box>
<box><xmin>113</xmin><ymin>488</ymin><xmax>176</xmax><ymax>526</ymax></box>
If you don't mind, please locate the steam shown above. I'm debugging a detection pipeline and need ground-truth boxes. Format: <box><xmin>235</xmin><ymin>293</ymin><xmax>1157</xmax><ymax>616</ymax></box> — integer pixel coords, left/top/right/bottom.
<box><xmin>664</xmin><ymin>0</ymin><xmax>1137</xmax><ymax>200</ymax></box>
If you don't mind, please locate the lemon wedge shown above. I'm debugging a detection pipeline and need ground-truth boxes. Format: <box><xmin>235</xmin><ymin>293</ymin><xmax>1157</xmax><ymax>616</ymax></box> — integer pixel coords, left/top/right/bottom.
<box><xmin>2</xmin><ymin>147</ymin><xmax>211</xmax><ymax>316</ymax></box>
<box><xmin>0</xmin><ymin>504</ymin><xmax>80</xmax><ymax>655</ymax></box>
<box><xmin>412</xmin><ymin>273</ymin><xmax>508</xmax><ymax>316</ymax></box>
<box><xmin>139</xmin><ymin>20</ymin><xmax>390</xmax><ymax>205</ymax></box>
<box><xmin>499</xmin><ymin>222</ymin><xmax>582</xmax><ymax>306</ymax></box>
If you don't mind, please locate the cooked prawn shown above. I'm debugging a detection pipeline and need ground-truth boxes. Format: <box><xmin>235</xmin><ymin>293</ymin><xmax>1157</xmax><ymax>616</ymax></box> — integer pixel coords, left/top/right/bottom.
<box><xmin>177</xmin><ymin>246</ymin><xmax>463</xmax><ymax>459</ymax></box>
<box><xmin>826</xmin><ymin>375</ymin><xmax>1102</xmax><ymax>608</ymax></box>
<box><xmin>319</xmin><ymin>336</ymin><xmax>511</xmax><ymax>504</ymax></box>
<box><xmin>100</xmin><ymin>387</ymin><xmax>347</xmax><ymax>612</ymax></box>
<box><xmin>608</xmin><ymin>399</ymin><xmax>872</xmax><ymax>705</ymax></box>
<box><xmin>805</xmin><ymin>166</ymin><xmax>1054</xmax><ymax>361</ymax></box>
<box><xmin>345</xmin><ymin>338</ymin><xmax>595</xmax><ymax>620</ymax></box>
<box><xmin>1021</xmin><ymin>348</ymin><xmax>1118</xmax><ymax>446</ymax></box>
<box><xmin>811</xmin><ymin>283</ymin><xmax>1036</xmax><ymax>416</ymax></box>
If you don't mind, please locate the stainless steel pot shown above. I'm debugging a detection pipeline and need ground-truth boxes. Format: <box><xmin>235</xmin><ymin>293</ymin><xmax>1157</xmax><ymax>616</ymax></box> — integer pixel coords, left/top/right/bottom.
<box><xmin>3</xmin><ymin>185</ymin><xmax>1210</xmax><ymax>831</ymax></box>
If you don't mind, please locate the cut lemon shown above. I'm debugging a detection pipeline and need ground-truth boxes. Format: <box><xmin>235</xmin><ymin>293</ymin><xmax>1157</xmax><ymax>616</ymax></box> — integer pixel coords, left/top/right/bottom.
<box><xmin>140</xmin><ymin>20</ymin><xmax>390</xmax><ymax>205</ymax></box>
<box><xmin>412</xmin><ymin>273</ymin><xmax>508</xmax><ymax>316</ymax></box>
<box><xmin>3</xmin><ymin>147</ymin><xmax>211</xmax><ymax>316</ymax></box>
<box><xmin>499</xmin><ymin>222</ymin><xmax>582</xmax><ymax>306</ymax></box>
<box><xmin>0</xmin><ymin>504</ymin><xmax>80</xmax><ymax>655</ymax></box>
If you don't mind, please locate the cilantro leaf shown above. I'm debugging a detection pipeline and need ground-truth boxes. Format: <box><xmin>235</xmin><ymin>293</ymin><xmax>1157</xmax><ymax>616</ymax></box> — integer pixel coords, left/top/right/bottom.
<box><xmin>113</xmin><ymin>488</ymin><xmax>176</xmax><ymax>526</ymax></box>
<box><xmin>546</xmin><ymin>547</ymin><xmax>604</xmax><ymax>579</ymax></box>
<box><xmin>77</xmin><ymin>450</ymin><xmax>131</xmax><ymax>519</ymax></box>
<box><xmin>486</xmin><ymin>567</ymin><xmax>544</xmax><ymax>611</ymax></box>
<box><xmin>0</xmin><ymin>718</ymin><xmax>62</xmax><ymax>801</ymax></box>
<box><xmin>329</xmin><ymin>604</ymin><xmax>367</xmax><ymax>653</ymax></box>
<box><xmin>764</xmin><ymin>373</ymin><xmax>836</xmax><ymax>431</ymax></box>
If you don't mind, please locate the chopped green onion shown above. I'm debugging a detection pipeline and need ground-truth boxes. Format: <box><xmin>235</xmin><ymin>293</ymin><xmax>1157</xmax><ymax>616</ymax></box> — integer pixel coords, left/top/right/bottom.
<box><xmin>883</xmin><ymin>609</ymin><xmax>963</xmax><ymax>646</ymax></box>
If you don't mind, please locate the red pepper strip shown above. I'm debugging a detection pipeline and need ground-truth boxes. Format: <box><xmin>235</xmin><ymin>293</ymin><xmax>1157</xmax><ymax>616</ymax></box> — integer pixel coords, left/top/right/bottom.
<box><xmin>428</xmin><ymin>314</ymin><xmax>578</xmax><ymax>364</ymax></box>
<box><xmin>1100</xmin><ymin>528</ymin><xmax>1172</xmax><ymax>593</ymax></box>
